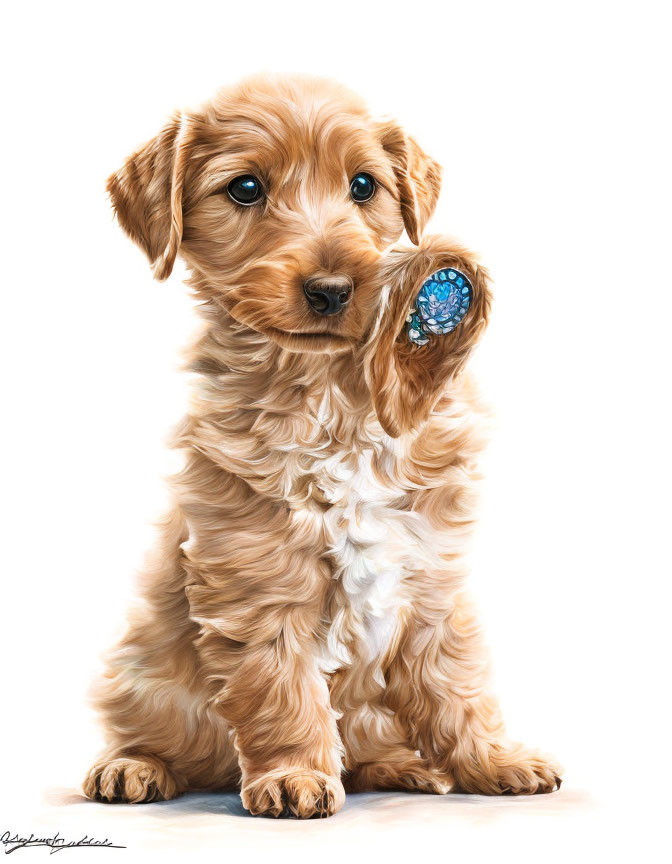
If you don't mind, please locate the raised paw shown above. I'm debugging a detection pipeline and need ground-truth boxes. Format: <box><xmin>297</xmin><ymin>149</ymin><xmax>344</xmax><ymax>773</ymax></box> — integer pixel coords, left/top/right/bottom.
<box><xmin>453</xmin><ymin>744</ymin><xmax>563</xmax><ymax>796</ymax></box>
<box><xmin>241</xmin><ymin>768</ymin><xmax>345</xmax><ymax>818</ymax></box>
<box><xmin>83</xmin><ymin>754</ymin><xmax>184</xmax><ymax>804</ymax></box>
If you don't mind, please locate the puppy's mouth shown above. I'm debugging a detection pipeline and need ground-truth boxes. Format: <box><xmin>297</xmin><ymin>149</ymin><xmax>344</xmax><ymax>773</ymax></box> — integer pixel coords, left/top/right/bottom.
<box><xmin>267</xmin><ymin>328</ymin><xmax>354</xmax><ymax>354</ymax></box>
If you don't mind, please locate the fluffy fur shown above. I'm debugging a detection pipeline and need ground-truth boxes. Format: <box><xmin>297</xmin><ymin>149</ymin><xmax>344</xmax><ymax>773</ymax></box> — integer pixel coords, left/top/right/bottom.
<box><xmin>84</xmin><ymin>75</ymin><xmax>561</xmax><ymax>817</ymax></box>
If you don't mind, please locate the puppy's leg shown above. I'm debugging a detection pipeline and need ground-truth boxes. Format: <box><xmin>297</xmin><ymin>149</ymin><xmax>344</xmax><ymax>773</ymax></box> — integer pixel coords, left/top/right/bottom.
<box><xmin>184</xmin><ymin>465</ymin><xmax>344</xmax><ymax>819</ymax></box>
<box><xmin>340</xmin><ymin>702</ymin><xmax>449</xmax><ymax>794</ymax></box>
<box><xmin>83</xmin><ymin>508</ymin><xmax>239</xmax><ymax>803</ymax></box>
<box><xmin>387</xmin><ymin>595</ymin><xmax>562</xmax><ymax>795</ymax></box>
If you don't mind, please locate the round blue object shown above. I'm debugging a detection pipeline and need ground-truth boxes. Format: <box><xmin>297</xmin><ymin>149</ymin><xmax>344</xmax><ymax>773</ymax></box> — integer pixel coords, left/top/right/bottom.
<box><xmin>406</xmin><ymin>267</ymin><xmax>472</xmax><ymax>345</ymax></box>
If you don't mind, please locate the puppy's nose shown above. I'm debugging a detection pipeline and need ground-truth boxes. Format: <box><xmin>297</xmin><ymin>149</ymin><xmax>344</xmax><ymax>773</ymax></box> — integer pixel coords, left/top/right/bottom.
<box><xmin>303</xmin><ymin>276</ymin><xmax>353</xmax><ymax>316</ymax></box>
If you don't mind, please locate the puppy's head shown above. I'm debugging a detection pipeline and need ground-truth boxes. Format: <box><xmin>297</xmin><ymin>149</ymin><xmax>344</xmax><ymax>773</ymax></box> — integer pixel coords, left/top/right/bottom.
<box><xmin>107</xmin><ymin>75</ymin><xmax>440</xmax><ymax>353</ymax></box>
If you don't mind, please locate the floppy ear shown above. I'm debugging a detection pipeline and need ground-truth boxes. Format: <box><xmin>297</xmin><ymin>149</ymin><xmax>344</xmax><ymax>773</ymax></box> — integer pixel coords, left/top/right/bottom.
<box><xmin>376</xmin><ymin>120</ymin><xmax>442</xmax><ymax>245</ymax></box>
<box><xmin>362</xmin><ymin>236</ymin><xmax>492</xmax><ymax>438</ymax></box>
<box><xmin>106</xmin><ymin>112</ymin><xmax>191</xmax><ymax>281</ymax></box>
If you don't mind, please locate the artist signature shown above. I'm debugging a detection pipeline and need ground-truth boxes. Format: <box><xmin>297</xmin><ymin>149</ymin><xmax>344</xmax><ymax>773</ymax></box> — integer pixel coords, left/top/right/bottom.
<box><xmin>1</xmin><ymin>831</ymin><xmax>126</xmax><ymax>855</ymax></box>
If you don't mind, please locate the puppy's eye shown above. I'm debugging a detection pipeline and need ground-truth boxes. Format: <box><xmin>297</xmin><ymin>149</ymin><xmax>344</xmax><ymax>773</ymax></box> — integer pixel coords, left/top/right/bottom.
<box><xmin>350</xmin><ymin>173</ymin><xmax>376</xmax><ymax>203</ymax></box>
<box><xmin>227</xmin><ymin>175</ymin><xmax>264</xmax><ymax>206</ymax></box>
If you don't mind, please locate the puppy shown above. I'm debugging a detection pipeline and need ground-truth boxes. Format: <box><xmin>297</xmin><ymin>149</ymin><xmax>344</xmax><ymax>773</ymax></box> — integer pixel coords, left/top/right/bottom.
<box><xmin>84</xmin><ymin>75</ymin><xmax>561</xmax><ymax>817</ymax></box>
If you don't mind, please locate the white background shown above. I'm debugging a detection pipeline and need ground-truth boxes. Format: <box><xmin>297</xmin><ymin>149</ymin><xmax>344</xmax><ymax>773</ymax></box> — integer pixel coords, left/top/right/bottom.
<box><xmin>1</xmin><ymin>0</ymin><xmax>670</xmax><ymax>861</ymax></box>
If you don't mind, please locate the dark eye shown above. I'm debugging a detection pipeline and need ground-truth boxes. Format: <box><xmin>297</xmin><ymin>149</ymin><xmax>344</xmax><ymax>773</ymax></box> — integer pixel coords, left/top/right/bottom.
<box><xmin>227</xmin><ymin>174</ymin><xmax>264</xmax><ymax>206</ymax></box>
<box><xmin>350</xmin><ymin>172</ymin><xmax>376</xmax><ymax>203</ymax></box>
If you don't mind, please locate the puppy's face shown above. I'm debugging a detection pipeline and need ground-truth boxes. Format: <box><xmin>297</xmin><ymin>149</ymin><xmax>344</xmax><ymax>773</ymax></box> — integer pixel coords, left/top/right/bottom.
<box><xmin>108</xmin><ymin>77</ymin><xmax>441</xmax><ymax>353</ymax></box>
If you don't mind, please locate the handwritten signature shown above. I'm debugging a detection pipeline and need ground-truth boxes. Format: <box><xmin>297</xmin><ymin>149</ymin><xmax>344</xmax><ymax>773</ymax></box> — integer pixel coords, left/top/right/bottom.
<box><xmin>1</xmin><ymin>831</ymin><xmax>126</xmax><ymax>855</ymax></box>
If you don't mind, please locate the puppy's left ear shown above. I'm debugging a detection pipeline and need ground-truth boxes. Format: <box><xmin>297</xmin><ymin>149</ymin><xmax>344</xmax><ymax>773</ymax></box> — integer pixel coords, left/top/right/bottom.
<box><xmin>107</xmin><ymin>112</ymin><xmax>192</xmax><ymax>281</ymax></box>
<box><xmin>362</xmin><ymin>237</ymin><xmax>492</xmax><ymax>438</ymax></box>
<box><xmin>376</xmin><ymin>120</ymin><xmax>442</xmax><ymax>245</ymax></box>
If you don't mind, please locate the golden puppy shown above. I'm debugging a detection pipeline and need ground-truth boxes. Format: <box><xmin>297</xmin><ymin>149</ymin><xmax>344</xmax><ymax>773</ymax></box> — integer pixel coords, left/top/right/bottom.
<box><xmin>84</xmin><ymin>75</ymin><xmax>561</xmax><ymax>817</ymax></box>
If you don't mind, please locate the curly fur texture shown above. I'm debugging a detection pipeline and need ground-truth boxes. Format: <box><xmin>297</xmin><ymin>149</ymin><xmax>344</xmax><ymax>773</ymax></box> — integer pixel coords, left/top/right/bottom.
<box><xmin>84</xmin><ymin>75</ymin><xmax>561</xmax><ymax>818</ymax></box>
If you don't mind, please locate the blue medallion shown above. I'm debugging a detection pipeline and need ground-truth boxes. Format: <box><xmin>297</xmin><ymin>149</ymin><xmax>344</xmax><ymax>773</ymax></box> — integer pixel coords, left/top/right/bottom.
<box><xmin>406</xmin><ymin>267</ymin><xmax>472</xmax><ymax>346</ymax></box>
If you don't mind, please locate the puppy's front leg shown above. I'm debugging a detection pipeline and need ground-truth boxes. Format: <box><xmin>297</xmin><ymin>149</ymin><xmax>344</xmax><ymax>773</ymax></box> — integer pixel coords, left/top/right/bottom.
<box><xmin>184</xmin><ymin>468</ymin><xmax>344</xmax><ymax>818</ymax></box>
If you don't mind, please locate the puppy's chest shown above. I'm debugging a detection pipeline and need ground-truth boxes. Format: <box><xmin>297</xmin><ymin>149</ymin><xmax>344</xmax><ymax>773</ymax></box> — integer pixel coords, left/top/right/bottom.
<box><xmin>307</xmin><ymin>447</ymin><xmax>427</xmax><ymax>679</ymax></box>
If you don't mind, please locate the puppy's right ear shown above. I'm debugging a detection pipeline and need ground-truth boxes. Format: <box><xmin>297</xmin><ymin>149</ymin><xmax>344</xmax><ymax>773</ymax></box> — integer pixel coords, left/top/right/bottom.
<box><xmin>107</xmin><ymin>113</ymin><xmax>191</xmax><ymax>281</ymax></box>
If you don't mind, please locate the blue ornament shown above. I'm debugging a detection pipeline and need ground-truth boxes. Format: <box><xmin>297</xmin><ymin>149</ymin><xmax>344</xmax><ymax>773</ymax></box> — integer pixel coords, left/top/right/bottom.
<box><xmin>406</xmin><ymin>267</ymin><xmax>472</xmax><ymax>346</ymax></box>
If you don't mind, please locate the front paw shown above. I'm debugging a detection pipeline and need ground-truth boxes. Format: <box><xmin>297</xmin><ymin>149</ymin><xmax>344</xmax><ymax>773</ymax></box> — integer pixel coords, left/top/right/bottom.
<box><xmin>454</xmin><ymin>744</ymin><xmax>563</xmax><ymax>795</ymax></box>
<box><xmin>241</xmin><ymin>768</ymin><xmax>345</xmax><ymax>818</ymax></box>
<box><xmin>83</xmin><ymin>754</ymin><xmax>183</xmax><ymax>803</ymax></box>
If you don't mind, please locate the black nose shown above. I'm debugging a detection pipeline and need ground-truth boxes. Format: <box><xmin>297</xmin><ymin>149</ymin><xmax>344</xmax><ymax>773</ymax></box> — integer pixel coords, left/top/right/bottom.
<box><xmin>303</xmin><ymin>276</ymin><xmax>353</xmax><ymax>316</ymax></box>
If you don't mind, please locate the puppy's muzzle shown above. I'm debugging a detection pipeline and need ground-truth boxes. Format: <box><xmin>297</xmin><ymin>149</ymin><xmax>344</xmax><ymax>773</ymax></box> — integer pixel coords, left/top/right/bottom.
<box><xmin>303</xmin><ymin>276</ymin><xmax>353</xmax><ymax>316</ymax></box>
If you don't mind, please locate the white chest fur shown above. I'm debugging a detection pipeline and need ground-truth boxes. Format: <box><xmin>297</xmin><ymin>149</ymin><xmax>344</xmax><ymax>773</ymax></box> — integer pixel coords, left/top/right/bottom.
<box><xmin>311</xmin><ymin>443</ymin><xmax>428</xmax><ymax>684</ymax></box>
